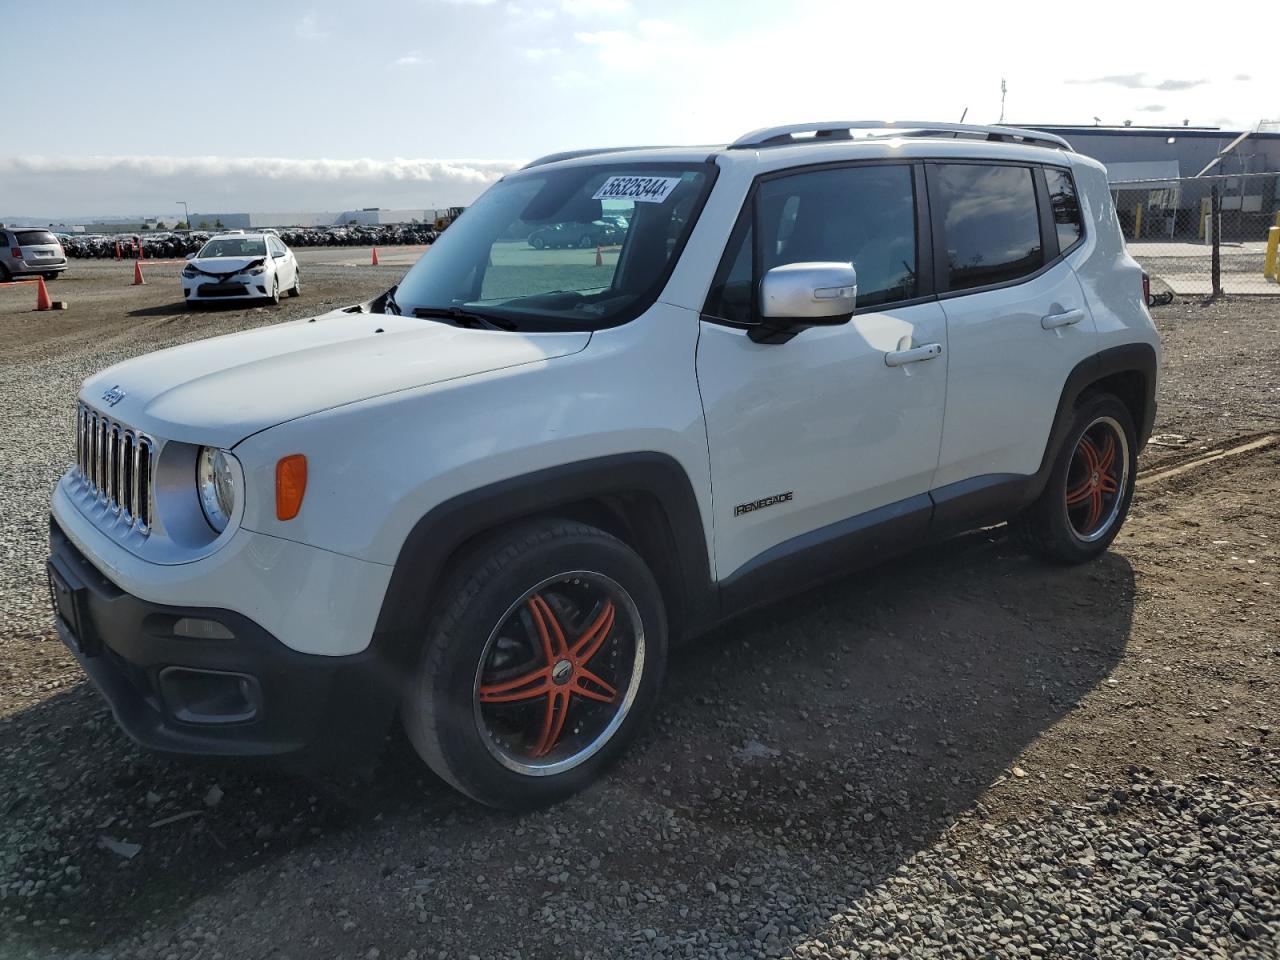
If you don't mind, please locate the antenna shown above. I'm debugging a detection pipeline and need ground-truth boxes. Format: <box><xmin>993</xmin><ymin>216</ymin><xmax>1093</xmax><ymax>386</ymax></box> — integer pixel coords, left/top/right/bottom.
<box><xmin>999</xmin><ymin>78</ymin><xmax>1007</xmax><ymax>123</ymax></box>
<box><xmin>959</xmin><ymin>107</ymin><xmax>968</xmax><ymax>123</ymax></box>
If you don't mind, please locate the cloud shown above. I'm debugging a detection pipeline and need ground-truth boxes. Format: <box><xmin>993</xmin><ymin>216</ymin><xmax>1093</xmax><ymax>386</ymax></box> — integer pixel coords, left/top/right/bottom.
<box><xmin>442</xmin><ymin>0</ymin><xmax>498</xmax><ymax>5</ymax></box>
<box><xmin>1067</xmin><ymin>73</ymin><xmax>1206</xmax><ymax>92</ymax></box>
<box><xmin>1135</xmin><ymin>104</ymin><xmax>1165</xmax><ymax>112</ymax></box>
<box><xmin>561</xmin><ymin>0</ymin><xmax>630</xmax><ymax>14</ymax></box>
<box><xmin>0</xmin><ymin>155</ymin><xmax>524</xmax><ymax>218</ymax></box>
<box><xmin>523</xmin><ymin>46</ymin><xmax>562</xmax><ymax>60</ymax></box>
<box><xmin>1234</xmin><ymin>73</ymin><xmax>1252</xmax><ymax>81</ymax></box>
<box><xmin>295</xmin><ymin>11</ymin><xmax>328</xmax><ymax>41</ymax></box>
<box><xmin>507</xmin><ymin>2</ymin><xmax>555</xmax><ymax>17</ymax></box>
<box><xmin>573</xmin><ymin>19</ymin><xmax>691</xmax><ymax>70</ymax></box>
<box><xmin>391</xmin><ymin>50</ymin><xmax>426</xmax><ymax>68</ymax></box>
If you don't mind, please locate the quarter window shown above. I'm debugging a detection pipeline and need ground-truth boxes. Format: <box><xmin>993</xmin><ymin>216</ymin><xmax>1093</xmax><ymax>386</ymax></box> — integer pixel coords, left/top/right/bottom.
<box><xmin>931</xmin><ymin>164</ymin><xmax>1043</xmax><ymax>291</ymax></box>
<box><xmin>1045</xmin><ymin>167</ymin><xmax>1083</xmax><ymax>253</ymax></box>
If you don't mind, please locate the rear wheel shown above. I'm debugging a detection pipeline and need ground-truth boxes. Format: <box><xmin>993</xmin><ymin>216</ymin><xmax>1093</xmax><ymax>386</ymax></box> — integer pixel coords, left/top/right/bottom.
<box><xmin>401</xmin><ymin>520</ymin><xmax>667</xmax><ymax>809</ymax></box>
<box><xmin>578</xmin><ymin>235</ymin><xmax>594</xmax><ymax>249</ymax></box>
<box><xmin>43</xmin><ymin>272</ymin><xmax>59</xmax><ymax>281</ymax></box>
<box><xmin>0</xmin><ymin>263</ymin><xmax>10</xmax><ymax>282</ymax></box>
<box><xmin>1015</xmin><ymin>392</ymin><xmax>1137</xmax><ymax>564</ymax></box>
<box><xmin>529</xmin><ymin>236</ymin><xmax>545</xmax><ymax>250</ymax></box>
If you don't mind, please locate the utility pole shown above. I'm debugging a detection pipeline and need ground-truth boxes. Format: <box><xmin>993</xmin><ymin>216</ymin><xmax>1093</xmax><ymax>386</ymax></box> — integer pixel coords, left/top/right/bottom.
<box><xmin>999</xmin><ymin>78</ymin><xmax>1007</xmax><ymax>123</ymax></box>
<box><xmin>177</xmin><ymin>201</ymin><xmax>190</xmax><ymax>232</ymax></box>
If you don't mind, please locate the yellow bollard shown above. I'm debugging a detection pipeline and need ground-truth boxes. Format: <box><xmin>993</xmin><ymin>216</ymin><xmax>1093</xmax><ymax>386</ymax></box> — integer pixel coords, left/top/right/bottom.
<box><xmin>1134</xmin><ymin>205</ymin><xmax>1143</xmax><ymax>240</ymax></box>
<box><xmin>1265</xmin><ymin>226</ymin><xmax>1280</xmax><ymax>280</ymax></box>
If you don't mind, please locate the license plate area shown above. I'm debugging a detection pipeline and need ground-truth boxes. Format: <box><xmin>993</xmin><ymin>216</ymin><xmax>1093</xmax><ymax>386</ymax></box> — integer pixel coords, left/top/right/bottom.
<box><xmin>47</xmin><ymin>559</ymin><xmax>102</xmax><ymax>656</ymax></box>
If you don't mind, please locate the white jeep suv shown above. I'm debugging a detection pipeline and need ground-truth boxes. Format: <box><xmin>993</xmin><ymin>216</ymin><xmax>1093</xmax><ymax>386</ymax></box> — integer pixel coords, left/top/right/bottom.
<box><xmin>48</xmin><ymin>122</ymin><xmax>1159</xmax><ymax>809</ymax></box>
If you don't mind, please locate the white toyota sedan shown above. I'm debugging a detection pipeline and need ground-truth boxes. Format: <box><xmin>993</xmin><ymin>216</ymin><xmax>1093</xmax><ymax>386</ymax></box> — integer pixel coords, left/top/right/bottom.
<box><xmin>181</xmin><ymin>231</ymin><xmax>300</xmax><ymax>308</ymax></box>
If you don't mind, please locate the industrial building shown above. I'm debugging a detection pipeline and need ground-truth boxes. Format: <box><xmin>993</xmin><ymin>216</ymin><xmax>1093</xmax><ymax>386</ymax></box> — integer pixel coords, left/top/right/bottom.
<box><xmin>187</xmin><ymin>207</ymin><xmax>447</xmax><ymax>229</ymax></box>
<box><xmin>1026</xmin><ymin>123</ymin><xmax>1280</xmax><ymax>240</ymax></box>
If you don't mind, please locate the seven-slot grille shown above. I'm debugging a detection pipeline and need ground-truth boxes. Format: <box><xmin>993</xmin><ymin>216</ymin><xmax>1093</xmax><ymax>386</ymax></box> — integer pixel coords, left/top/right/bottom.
<box><xmin>75</xmin><ymin>403</ymin><xmax>154</xmax><ymax>532</ymax></box>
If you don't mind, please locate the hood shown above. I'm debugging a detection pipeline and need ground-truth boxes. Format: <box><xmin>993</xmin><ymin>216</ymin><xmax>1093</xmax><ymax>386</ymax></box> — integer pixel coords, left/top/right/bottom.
<box><xmin>187</xmin><ymin>256</ymin><xmax>264</xmax><ymax>276</ymax></box>
<box><xmin>82</xmin><ymin>310</ymin><xmax>591</xmax><ymax>447</ymax></box>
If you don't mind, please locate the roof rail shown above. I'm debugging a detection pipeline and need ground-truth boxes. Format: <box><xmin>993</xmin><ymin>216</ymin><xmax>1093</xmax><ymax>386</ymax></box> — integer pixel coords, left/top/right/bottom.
<box><xmin>729</xmin><ymin>121</ymin><xmax>1072</xmax><ymax>151</ymax></box>
<box><xmin>521</xmin><ymin>146</ymin><xmax>677</xmax><ymax>170</ymax></box>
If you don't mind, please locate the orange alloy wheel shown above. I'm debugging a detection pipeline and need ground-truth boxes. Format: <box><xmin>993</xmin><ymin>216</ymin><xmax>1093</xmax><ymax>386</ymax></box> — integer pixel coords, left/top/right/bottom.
<box><xmin>473</xmin><ymin>571</ymin><xmax>644</xmax><ymax>776</ymax></box>
<box><xmin>1064</xmin><ymin>415</ymin><xmax>1130</xmax><ymax>542</ymax></box>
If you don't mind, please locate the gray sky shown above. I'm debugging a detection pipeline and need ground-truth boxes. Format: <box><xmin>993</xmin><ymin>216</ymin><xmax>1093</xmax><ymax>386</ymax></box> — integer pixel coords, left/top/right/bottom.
<box><xmin>2</xmin><ymin>0</ymin><xmax>1272</xmax><ymax>218</ymax></box>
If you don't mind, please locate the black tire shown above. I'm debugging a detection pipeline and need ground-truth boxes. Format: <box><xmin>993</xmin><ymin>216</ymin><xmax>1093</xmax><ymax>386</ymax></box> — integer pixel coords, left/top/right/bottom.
<box><xmin>185</xmin><ymin>300</ymin><xmax>201</xmax><ymax>311</ymax></box>
<box><xmin>268</xmin><ymin>277</ymin><xmax>280</xmax><ymax>306</ymax></box>
<box><xmin>1015</xmin><ymin>392</ymin><xmax>1137</xmax><ymax>564</ymax></box>
<box><xmin>401</xmin><ymin>519</ymin><xmax>668</xmax><ymax>810</ymax></box>
<box><xmin>43</xmin><ymin>272</ymin><xmax>60</xmax><ymax>281</ymax></box>
<box><xmin>578</xmin><ymin>235</ymin><xmax>594</xmax><ymax>249</ymax></box>
<box><xmin>0</xmin><ymin>263</ymin><xmax>10</xmax><ymax>282</ymax></box>
<box><xmin>288</xmin><ymin>269</ymin><xmax>301</xmax><ymax>298</ymax></box>
<box><xmin>529</xmin><ymin>236</ymin><xmax>545</xmax><ymax>250</ymax></box>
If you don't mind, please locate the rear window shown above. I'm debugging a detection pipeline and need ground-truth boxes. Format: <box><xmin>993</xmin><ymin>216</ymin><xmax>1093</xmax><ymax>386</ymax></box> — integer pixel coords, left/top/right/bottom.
<box><xmin>15</xmin><ymin>230</ymin><xmax>58</xmax><ymax>246</ymax></box>
<box><xmin>930</xmin><ymin>163</ymin><xmax>1043</xmax><ymax>292</ymax></box>
<box><xmin>1045</xmin><ymin>167</ymin><xmax>1083</xmax><ymax>253</ymax></box>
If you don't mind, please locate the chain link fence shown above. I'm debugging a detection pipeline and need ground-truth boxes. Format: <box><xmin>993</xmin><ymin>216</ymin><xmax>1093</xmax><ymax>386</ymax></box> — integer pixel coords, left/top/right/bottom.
<box><xmin>1111</xmin><ymin>170</ymin><xmax>1280</xmax><ymax>297</ymax></box>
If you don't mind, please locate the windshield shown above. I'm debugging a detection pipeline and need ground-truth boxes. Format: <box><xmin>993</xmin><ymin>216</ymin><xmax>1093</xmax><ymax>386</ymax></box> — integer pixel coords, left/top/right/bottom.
<box><xmin>198</xmin><ymin>238</ymin><xmax>267</xmax><ymax>258</ymax></box>
<box><xmin>394</xmin><ymin>162</ymin><xmax>714</xmax><ymax>329</ymax></box>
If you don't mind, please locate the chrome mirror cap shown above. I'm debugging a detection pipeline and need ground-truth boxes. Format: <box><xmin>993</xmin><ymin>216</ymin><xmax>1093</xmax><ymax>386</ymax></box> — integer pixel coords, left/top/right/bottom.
<box><xmin>760</xmin><ymin>262</ymin><xmax>858</xmax><ymax>320</ymax></box>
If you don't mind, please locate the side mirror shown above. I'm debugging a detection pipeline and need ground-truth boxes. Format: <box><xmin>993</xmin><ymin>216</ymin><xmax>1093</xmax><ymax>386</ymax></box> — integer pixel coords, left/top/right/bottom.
<box><xmin>750</xmin><ymin>262</ymin><xmax>857</xmax><ymax>344</ymax></box>
<box><xmin>185</xmin><ymin>252</ymin><xmax>197</xmax><ymax>260</ymax></box>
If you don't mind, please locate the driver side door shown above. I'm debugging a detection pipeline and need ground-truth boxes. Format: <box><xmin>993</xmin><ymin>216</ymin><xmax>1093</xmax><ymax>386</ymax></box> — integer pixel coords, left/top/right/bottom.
<box><xmin>695</xmin><ymin>162</ymin><xmax>948</xmax><ymax>605</ymax></box>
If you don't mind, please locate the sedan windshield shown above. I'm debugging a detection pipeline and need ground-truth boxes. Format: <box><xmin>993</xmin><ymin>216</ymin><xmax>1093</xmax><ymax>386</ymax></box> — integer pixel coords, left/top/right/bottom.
<box><xmin>394</xmin><ymin>162</ymin><xmax>714</xmax><ymax>329</ymax></box>
<box><xmin>199</xmin><ymin>238</ymin><xmax>267</xmax><ymax>258</ymax></box>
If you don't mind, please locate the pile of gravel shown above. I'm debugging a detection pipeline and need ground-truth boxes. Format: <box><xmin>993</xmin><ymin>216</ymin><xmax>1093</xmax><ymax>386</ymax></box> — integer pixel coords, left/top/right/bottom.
<box><xmin>636</xmin><ymin>766</ymin><xmax>1278</xmax><ymax>960</ymax></box>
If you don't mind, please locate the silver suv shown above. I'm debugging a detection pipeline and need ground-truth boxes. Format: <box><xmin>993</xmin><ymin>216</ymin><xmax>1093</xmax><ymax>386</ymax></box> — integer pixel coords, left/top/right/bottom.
<box><xmin>1</xmin><ymin>227</ymin><xmax>68</xmax><ymax>281</ymax></box>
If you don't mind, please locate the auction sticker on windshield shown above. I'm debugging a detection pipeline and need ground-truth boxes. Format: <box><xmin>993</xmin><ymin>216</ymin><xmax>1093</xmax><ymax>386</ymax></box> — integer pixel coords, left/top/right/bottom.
<box><xmin>592</xmin><ymin>176</ymin><xmax>681</xmax><ymax>203</ymax></box>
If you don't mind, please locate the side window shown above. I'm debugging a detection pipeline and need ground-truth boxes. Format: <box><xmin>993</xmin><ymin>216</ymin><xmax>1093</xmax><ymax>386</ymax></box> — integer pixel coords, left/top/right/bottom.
<box><xmin>931</xmin><ymin>164</ymin><xmax>1043</xmax><ymax>292</ymax></box>
<box><xmin>1044</xmin><ymin>167</ymin><xmax>1083</xmax><ymax>253</ymax></box>
<box><xmin>704</xmin><ymin>164</ymin><xmax>918</xmax><ymax>320</ymax></box>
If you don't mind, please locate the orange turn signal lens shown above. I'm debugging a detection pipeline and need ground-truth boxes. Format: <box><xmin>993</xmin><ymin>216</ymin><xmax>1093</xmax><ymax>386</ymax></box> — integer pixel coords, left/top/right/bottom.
<box><xmin>275</xmin><ymin>454</ymin><xmax>307</xmax><ymax>521</ymax></box>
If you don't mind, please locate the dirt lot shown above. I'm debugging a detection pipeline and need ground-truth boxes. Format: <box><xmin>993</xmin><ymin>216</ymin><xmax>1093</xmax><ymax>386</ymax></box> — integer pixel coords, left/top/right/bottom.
<box><xmin>1</xmin><ymin>262</ymin><xmax>1277</xmax><ymax>959</ymax></box>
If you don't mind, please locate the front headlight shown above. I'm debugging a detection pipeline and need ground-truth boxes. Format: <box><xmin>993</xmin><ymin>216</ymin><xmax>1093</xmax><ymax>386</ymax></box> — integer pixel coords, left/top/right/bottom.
<box><xmin>182</xmin><ymin>265</ymin><xmax>197</xmax><ymax>278</ymax></box>
<box><xmin>248</xmin><ymin>266</ymin><xmax>266</xmax><ymax>275</ymax></box>
<box><xmin>197</xmin><ymin>447</ymin><xmax>237</xmax><ymax>533</ymax></box>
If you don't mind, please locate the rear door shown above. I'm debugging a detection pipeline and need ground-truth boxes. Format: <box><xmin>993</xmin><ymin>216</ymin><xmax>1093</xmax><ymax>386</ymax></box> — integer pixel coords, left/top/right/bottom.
<box><xmin>927</xmin><ymin>161</ymin><xmax>1097</xmax><ymax>492</ymax></box>
<box><xmin>696</xmin><ymin>162</ymin><xmax>949</xmax><ymax>582</ymax></box>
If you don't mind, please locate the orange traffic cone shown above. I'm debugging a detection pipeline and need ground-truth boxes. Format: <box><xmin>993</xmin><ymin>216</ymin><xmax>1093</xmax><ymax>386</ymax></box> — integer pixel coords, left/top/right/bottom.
<box><xmin>114</xmin><ymin>240</ymin><xmax>122</xmax><ymax>260</ymax></box>
<box><xmin>35</xmin><ymin>277</ymin><xmax>52</xmax><ymax>311</ymax></box>
<box><xmin>371</xmin><ymin>247</ymin><xmax>380</xmax><ymax>266</ymax></box>
<box><xmin>595</xmin><ymin>245</ymin><xmax>603</xmax><ymax>266</ymax></box>
<box><xmin>132</xmin><ymin>261</ymin><xmax>145</xmax><ymax>285</ymax></box>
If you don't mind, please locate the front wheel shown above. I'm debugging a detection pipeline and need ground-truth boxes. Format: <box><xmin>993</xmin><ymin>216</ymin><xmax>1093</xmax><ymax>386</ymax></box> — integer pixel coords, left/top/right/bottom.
<box><xmin>578</xmin><ymin>235</ymin><xmax>594</xmax><ymax>249</ymax></box>
<box><xmin>529</xmin><ymin>236</ymin><xmax>545</xmax><ymax>250</ymax></box>
<box><xmin>288</xmin><ymin>269</ymin><xmax>301</xmax><ymax>298</ymax></box>
<box><xmin>1015</xmin><ymin>392</ymin><xmax>1137</xmax><ymax>564</ymax></box>
<box><xmin>268</xmin><ymin>276</ymin><xmax>280</xmax><ymax>306</ymax></box>
<box><xmin>401</xmin><ymin>520</ymin><xmax>668</xmax><ymax>809</ymax></box>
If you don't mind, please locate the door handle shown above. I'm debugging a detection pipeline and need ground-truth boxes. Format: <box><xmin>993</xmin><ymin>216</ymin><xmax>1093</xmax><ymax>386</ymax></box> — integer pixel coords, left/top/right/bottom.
<box><xmin>1041</xmin><ymin>308</ymin><xmax>1085</xmax><ymax>330</ymax></box>
<box><xmin>884</xmin><ymin>342</ymin><xmax>943</xmax><ymax>367</ymax></box>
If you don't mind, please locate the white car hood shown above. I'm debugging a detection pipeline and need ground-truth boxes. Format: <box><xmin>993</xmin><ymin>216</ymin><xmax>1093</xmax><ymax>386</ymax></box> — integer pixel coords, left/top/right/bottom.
<box><xmin>81</xmin><ymin>310</ymin><xmax>591</xmax><ymax>447</ymax></box>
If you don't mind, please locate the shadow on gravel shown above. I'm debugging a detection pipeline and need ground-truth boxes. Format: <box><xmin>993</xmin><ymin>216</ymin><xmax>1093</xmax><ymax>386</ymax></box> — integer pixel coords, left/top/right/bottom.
<box><xmin>1</xmin><ymin>527</ymin><xmax>1134</xmax><ymax>954</ymax></box>
<box><xmin>126</xmin><ymin>300</ymin><xmax>280</xmax><ymax>318</ymax></box>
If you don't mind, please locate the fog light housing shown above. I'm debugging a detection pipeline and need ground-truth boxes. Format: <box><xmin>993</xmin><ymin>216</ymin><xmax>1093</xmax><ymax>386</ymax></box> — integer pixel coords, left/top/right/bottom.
<box><xmin>158</xmin><ymin>667</ymin><xmax>260</xmax><ymax>724</ymax></box>
<box><xmin>172</xmin><ymin>617</ymin><xmax>235</xmax><ymax>640</ymax></box>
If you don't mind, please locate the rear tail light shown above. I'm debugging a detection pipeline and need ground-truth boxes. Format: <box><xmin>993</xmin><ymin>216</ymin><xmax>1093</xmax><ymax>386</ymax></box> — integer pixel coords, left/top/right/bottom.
<box><xmin>1141</xmin><ymin>272</ymin><xmax>1151</xmax><ymax>306</ymax></box>
<box><xmin>9</xmin><ymin>247</ymin><xmax>20</xmax><ymax>259</ymax></box>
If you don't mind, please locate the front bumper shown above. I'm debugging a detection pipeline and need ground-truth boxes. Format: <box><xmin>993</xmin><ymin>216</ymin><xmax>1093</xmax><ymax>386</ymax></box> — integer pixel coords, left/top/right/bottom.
<box><xmin>182</xmin><ymin>272</ymin><xmax>271</xmax><ymax>300</ymax></box>
<box><xmin>48</xmin><ymin>518</ymin><xmax>397</xmax><ymax>760</ymax></box>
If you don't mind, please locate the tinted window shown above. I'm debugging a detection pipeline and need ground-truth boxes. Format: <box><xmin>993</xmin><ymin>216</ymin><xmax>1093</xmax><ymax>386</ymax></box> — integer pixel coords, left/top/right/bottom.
<box><xmin>15</xmin><ymin>230</ymin><xmax>58</xmax><ymax>246</ymax></box>
<box><xmin>706</xmin><ymin>164</ymin><xmax>918</xmax><ymax>320</ymax></box>
<box><xmin>760</xmin><ymin>165</ymin><xmax>917</xmax><ymax>308</ymax></box>
<box><xmin>932</xmin><ymin>164</ymin><xmax>1042</xmax><ymax>291</ymax></box>
<box><xmin>1045</xmin><ymin>167</ymin><xmax>1083</xmax><ymax>252</ymax></box>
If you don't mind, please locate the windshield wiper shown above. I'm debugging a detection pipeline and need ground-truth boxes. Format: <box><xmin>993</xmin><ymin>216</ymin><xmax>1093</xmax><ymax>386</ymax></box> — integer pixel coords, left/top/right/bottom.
<box><xmin>381</xmin><ymin>285</ymin><xmax>402</xmax><ymax>316</ymax></box>
<box><xmin>412</xmin><ymin>305</ymin><xmax>518</xmax><ymax>331</ymax></box>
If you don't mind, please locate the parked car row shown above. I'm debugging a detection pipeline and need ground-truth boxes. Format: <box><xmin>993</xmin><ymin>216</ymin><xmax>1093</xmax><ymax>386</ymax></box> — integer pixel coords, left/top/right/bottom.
<box><xmin>56</xmin><ymin>224</ymin><xmax>442</xmax><ymax>260</ymax></box>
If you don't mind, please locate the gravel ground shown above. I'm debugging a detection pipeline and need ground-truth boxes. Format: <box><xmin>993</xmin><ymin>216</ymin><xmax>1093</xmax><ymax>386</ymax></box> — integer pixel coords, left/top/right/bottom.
<box><xmin>1</xmin><ymin>272</ymin><xmax>1277</xmax><ymax>959</ymax></box>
